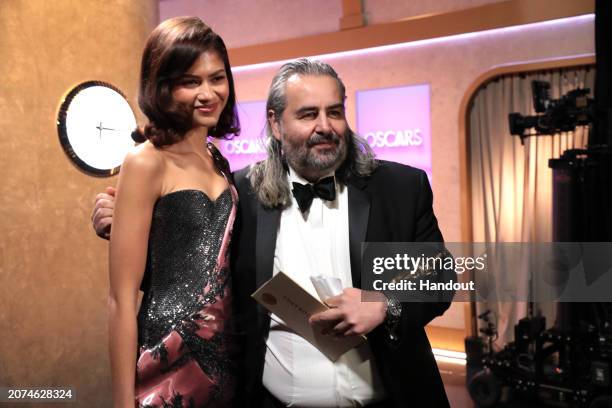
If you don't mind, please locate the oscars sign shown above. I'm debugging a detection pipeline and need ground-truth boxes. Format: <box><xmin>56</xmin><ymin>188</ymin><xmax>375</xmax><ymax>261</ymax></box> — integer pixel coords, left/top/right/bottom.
<box><xmin>356</xmin><ymin>84</ymin><xmax>432</xmax><ymax>180</ymax></box>
<box><xmin>217</xmin><ymin>100</ymin><xmax>267</xmax><ymax>172</ymax></box>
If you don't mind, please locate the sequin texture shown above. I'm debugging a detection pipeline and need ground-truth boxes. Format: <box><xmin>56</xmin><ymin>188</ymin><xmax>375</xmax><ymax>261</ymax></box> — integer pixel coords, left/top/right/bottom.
<box><xmin>135</xmin><ymin>185</ymin><xmax>238</xmax><ymax>408</ymax></box>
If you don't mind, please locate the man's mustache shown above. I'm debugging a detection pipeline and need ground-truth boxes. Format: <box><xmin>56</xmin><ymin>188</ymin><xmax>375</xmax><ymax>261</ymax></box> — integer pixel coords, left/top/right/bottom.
<box><xmin>306</xmin><ymin>131</ymin><xmax>340</xmax><ymax>147</ymax></box>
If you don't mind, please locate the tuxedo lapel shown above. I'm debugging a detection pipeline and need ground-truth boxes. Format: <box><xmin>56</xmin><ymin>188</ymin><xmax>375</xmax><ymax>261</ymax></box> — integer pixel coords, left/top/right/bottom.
<box><xmin>253</xmin><ymin>177</ymin><xmax>371</xmax><ymax>288</ymax></box>
<box><xmin>347</xmin><ymin>178</ymin><xmax>371</xmax><ymax>288</ymax></box>
<box><xmin>255</xmin><ymin>203</ymin><xmax>281</xmax><ymax>289</ymax></box>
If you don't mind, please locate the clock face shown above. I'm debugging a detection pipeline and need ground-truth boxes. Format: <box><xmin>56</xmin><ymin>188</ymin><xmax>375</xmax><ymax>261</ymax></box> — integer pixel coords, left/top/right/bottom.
<box><xmin>57</xmin><ymin>81</ymin><xmax>137</xmax><ymax>176</ymax></box>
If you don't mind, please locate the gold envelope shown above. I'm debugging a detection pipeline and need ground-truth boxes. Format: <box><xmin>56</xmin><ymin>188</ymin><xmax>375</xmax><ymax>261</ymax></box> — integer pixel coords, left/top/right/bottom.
<box><xmin>252</xmin><ymin>271</ymin><xmax>366</xmax><ymax>362</ymax></box>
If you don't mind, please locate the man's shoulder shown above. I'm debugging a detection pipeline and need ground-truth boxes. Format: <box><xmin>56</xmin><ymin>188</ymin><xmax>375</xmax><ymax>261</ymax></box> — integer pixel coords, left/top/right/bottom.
<box><xmin>231</xmin><ymin>162</ymin><xmax>263</xmax><ymax>193</ymax></box>
<box><xmin>359</xmin><ymin>160</ymin><xmax>431</xmax><ymax>200</ymax></box>
<box><xmin>371</xmin><ymin>160</ymin><xmax>427</xmax><ymax>183</ymax></box>
<box><xmin>233</xmin><ymin>165</ymin><xmax>251</xmax><ymax>182</ymax></box>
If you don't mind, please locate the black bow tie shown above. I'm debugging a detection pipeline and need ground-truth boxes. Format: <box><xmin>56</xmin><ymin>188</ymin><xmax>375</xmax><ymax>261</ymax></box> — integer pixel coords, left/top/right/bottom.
<box><xmin>291</xmin><ymin>176</ymin><xmax>336</xmax><ymax>213</ymax></box>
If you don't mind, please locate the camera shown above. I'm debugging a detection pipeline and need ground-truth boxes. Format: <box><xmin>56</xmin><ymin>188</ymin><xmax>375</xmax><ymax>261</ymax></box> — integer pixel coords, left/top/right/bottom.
<box><xmin>508</xmin><ymin>80</ymin><xmax>594</xmax><ymax>143</ymax></box>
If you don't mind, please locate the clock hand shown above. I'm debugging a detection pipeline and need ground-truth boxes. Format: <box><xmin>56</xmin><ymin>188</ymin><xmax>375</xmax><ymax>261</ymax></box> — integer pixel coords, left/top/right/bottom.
<box><xmin>96</xmin><ymin>122</ymin><xmax>103</xmax><ymax>140</ymax></box>
<box><xmin>95</xmin><ymin>122</ymin><xmax>117</xmax><ymax>141</ymax></box>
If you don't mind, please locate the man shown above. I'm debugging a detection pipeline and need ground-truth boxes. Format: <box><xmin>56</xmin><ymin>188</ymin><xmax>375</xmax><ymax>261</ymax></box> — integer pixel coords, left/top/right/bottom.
<box><xmin>93</xmin><ymin>59</ymin><xmax>453</xmax><ymax>407</ymax></box>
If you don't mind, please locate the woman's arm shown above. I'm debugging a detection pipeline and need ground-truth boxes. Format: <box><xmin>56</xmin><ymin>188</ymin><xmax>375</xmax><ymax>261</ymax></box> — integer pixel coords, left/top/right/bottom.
<box><xmin>108</xmin><ymin>147</ymin><xmax>162</xmax><ymax>408</ymax></box>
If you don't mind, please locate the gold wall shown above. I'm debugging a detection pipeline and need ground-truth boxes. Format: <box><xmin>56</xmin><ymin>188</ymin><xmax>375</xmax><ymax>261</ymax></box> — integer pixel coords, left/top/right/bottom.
<box><xmin>0</xmin><ymin>1</ymin><xmax>158</xmax><ymax>406</ymax></box>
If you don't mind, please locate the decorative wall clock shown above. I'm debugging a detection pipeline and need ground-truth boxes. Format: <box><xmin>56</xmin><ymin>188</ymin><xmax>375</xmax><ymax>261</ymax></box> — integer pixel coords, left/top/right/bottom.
<box><xmin>57</xmin><ymin>81</ymin><xmax>136</xmax><ymax>176</ymax></box>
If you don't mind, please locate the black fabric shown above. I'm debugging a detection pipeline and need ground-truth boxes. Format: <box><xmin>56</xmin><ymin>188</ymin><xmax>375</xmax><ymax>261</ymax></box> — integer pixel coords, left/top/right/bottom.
<box><xmin>230</xmin><ymin>160</ymin><xmax>453</xmax><ymax>408</ymax></box>
<box><xmin>260</xmin><ymin>388</ymin><xmax>391</xmax><ymax>408</ymax></box>
<box><xmin>291</xmin><ymin>176</ymin><xmax>336</xmax><ymax>213</ymax></box>
<box><xmin>260</xmin><ymin>389</ymin><xmax>286</xmax><ymax>408</ymax></box>
<box><xmin>594</xmin><ymin>0</ymin><xmax>612</xmax><ymax>145</ymax></box>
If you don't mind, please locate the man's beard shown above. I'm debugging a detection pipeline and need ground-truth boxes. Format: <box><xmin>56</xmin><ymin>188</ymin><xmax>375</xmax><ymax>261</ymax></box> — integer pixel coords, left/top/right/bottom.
<box><xmin>281</xmin><ymin>129</ymin><xmax>349</xmax><ymax>178</ymax></box>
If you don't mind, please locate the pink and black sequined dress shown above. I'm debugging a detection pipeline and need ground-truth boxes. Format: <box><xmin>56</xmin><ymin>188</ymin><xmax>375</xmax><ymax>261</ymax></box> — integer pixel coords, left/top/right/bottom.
<box><xmin>135</xmin><ymin>177</ymin><xmax>238</xmax><ymax>407</ymax></box>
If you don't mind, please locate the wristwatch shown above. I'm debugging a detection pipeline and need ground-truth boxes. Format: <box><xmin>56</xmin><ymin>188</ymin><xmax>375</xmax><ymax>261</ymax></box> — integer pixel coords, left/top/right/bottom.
<box><xmin>385</xmin><ymin>294</ymin><xmax>402</xmax><ymax>340</ymax></box>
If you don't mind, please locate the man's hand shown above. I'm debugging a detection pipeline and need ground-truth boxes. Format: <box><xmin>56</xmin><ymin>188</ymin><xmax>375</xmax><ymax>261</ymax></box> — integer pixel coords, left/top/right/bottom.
<box><xmin>91</xmin><ymin>186</ymin><xmax>116</xmax><ymax>239</ymax></box>
<box><xmin>309</xmin><ymin>288</ymin><xmax>387</xmax><ymax>337</ymax></box>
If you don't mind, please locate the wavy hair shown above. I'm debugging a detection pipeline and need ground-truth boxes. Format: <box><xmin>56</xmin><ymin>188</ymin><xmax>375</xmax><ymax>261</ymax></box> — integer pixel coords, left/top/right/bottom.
<box><xmin>248</xmin><ymin>59</ymin><xmax>377</xmax><ymax>209</ymax></box>
<box><xmin>133</xmin><ymin>16</ymin><xmax>239</xmax><ymax>147</ymax></box>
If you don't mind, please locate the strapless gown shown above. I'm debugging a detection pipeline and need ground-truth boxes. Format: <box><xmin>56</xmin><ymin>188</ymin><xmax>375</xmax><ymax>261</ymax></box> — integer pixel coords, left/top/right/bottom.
<box><xmin>135</xmin><ymin>185</ymin><xmax>238</xmax><ymax>408</ymax></box>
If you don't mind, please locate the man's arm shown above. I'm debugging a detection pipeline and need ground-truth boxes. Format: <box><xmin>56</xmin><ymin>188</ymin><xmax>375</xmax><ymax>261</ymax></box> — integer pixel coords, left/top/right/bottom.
<box><xmin>402</xmin><ymin>170</ymin><xmax>454</xmax><ymax>328</ymax></box>
<box><xmin>310</xmin><ymin>171</ymin><xmax>456</xmax><ymax>342</ymax></box>
<box><xmin>310</xmin><ymin>170</ymin><xmax>454</xmax><ymax>340</ymax></box>
<box><xmin>383</xmin><ymin>170</ymin><xmax>454</xmax><ymax>347</ymax></box>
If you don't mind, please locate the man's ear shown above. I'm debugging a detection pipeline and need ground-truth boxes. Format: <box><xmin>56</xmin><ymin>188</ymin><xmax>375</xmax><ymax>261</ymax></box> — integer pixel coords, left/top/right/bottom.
<box><xmin>268</xmin><ymin>110</ymin><xmax>282</xmax><ymax>141</ymax></box>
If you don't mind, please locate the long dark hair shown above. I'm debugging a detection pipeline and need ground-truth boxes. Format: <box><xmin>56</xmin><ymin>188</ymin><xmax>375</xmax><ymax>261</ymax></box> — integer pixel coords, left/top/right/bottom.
<box><xmin>133</xmin><ymin>16</ymin><xmax>239</xmax><ymax>147</ymax></box>
<box><xmin>248</xmin><ymin>59</ymin><xmax>377</xmax><ymax>209</ymax></box>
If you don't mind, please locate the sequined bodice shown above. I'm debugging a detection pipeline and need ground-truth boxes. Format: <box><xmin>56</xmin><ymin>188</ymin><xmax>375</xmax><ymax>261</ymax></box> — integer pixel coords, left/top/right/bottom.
<box><xmin>137</xmin><ymin>188</ymin><xmax>233</xmax><ymax>349</ymax></box>
<box><xmin>133</xmin><ymin>144</ymin><xmax>237</xmax><ymax>406</ymax></box>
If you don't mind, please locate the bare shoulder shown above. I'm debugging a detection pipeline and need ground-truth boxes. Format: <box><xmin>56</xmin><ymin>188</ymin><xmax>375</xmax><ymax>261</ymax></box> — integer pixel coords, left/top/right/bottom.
<box><xmin>121</xmin><ymin>141</ymin><xmax>165</xmax><ymax>177</ymax></box>
<box><xmin>116</xmin><ymin>142</ymin><xmax>164</xmax><ymax>200</ymax></box>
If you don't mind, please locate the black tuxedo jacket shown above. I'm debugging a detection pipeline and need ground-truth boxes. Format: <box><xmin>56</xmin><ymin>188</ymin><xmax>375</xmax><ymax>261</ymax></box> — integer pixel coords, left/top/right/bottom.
<box><xmin>230</xmin><ymin>160</ymin><xmax>452</xmax><ymax>408</ymax></box>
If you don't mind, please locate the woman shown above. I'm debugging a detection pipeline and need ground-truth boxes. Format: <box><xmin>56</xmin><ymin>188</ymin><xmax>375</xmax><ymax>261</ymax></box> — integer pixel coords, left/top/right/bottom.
<box><xmin>108</xmin><ymin>17</ymin><xmax>240</xmax><ymax>407</ymax></box>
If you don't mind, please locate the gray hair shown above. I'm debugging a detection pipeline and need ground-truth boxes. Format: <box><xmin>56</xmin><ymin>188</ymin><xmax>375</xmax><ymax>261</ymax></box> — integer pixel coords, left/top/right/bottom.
<box><xmin>265</xmin><ymin>58</ymin><xmax>347</xmax><ymax>125</ymax></box>
<box><xmin>248</xmin><ymin>58</ymin><xmax>378</xmax><ymax>209</ymax></box>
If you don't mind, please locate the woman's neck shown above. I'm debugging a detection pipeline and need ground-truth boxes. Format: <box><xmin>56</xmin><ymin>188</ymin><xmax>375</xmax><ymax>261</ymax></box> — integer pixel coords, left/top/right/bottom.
<box><xmin>170</xmin><ymin>127</ymin><xmax>208</xmax><ymax>155</ymax></box>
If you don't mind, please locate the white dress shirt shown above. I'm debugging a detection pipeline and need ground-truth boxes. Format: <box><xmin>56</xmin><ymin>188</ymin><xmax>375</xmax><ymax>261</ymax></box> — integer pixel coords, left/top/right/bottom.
<box><xmin>262</xmin><ymin>167</ymin><xmax>386</xmax><ymax>407</ymax></box>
